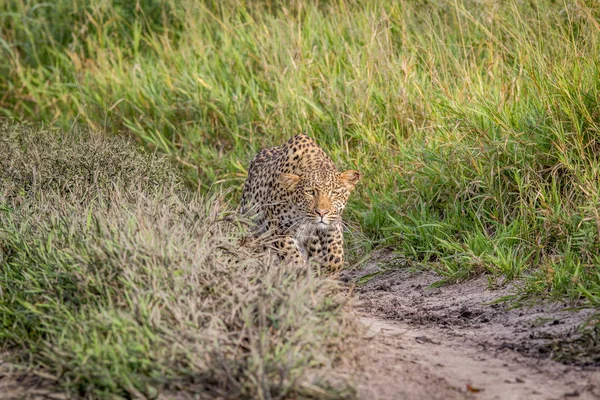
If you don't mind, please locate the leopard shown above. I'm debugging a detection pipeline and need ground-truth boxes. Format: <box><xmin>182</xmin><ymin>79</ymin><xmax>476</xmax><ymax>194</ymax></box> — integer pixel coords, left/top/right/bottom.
<box><xmin>240</xmin><ymin>134</ymin><xmax>360</xmax><ymax>270</ymax></box>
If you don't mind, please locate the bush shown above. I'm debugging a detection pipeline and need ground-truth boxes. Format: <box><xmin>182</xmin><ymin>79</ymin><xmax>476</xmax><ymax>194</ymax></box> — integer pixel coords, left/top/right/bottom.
<box><xmin>0</xmin><ymin>121</ymin><xmax>355</xmax><ymax>399</ymax></box>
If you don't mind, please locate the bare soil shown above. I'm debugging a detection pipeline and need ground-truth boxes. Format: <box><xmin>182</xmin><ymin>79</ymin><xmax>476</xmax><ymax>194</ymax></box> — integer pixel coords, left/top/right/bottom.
<box><xmin>340</xmin><ymin>250</ymin><xmax>600</xmax><ymax>400</ymax></box>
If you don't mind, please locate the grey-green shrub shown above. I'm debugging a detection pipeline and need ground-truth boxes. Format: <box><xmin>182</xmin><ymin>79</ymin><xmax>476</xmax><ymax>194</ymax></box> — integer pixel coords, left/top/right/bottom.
<box><xmin>0</xmin><ymin>122</ymin><xmax>354</xmax><ymax>399</ymax></box>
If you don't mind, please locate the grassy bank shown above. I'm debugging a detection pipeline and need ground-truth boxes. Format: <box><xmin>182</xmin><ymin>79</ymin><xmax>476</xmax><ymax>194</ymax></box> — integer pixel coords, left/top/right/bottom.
<box><xmin>1</xmin><ymin>1</ymin><xmax>600</xmax><ymax>303</ymax></box>
<box><xmin>0</xmin><ymin>122</ymin><xmax>355</xmax><ymax>399</ymax></box>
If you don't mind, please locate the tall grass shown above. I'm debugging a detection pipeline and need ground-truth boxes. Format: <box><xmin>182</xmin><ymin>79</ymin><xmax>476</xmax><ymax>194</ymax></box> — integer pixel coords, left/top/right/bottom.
<box><xmin>0</xmin><ymin>121</ymin><xmax>355</xmax><ymax>399</ymax></box>
<box><xmin>1</xmin><ymin>1</ymin><xmax>600</xmax><ymax>301</ymax></box>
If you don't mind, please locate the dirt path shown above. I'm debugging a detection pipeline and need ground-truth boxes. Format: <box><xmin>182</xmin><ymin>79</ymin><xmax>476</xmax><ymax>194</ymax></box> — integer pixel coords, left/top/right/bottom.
<box><xmin>341</xmin><ymin>251</ymin><xmax>600</xmax><ymax>400</ymax></box>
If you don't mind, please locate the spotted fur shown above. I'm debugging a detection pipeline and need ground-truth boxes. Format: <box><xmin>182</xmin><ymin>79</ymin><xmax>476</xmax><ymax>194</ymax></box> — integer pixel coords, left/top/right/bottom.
<box><xmin>240</xmin><ymin>134</ymin><xmax>360</xmax><ymax>270</ymax></box>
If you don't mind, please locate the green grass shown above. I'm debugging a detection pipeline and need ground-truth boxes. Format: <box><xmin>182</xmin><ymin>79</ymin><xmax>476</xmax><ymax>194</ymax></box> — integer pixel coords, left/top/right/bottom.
<box><xmin>0</xmin><ymin>122</ymin><xmax>356</xmax><ymax>399</ymax></box>
<box><xmin>1</xmin><ymin>0</ymin><xmax>600</xmax><ymax>341</ymax></box>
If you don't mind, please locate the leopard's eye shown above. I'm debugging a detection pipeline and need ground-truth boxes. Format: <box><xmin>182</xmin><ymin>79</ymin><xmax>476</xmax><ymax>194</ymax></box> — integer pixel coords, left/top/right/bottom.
<box><xmin>305</xmin><ymin>188</ymin><xmax>317</xmax><ymax>197</ymax></box>
<box><xmin>332</xmin><ymin>188</ymin><xmax>346</xmax><ymax>196</ymax></box>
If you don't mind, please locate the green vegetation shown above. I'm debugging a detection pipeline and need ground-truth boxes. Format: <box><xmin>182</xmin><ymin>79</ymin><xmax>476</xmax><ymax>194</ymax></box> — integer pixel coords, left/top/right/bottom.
<box><xmin>1</xmin><ymin>0</ymin><xmax>600</xmax><ymax>393</ymax></box>
<box><xmin>0</xmin><ymin>122</ymin><xmax>354</xmax><ymax>399</ymax></box>
<box><xmin>2</xmin><ymin>0</ymin><xmax>600</xmax><ymax>305</ymax></box>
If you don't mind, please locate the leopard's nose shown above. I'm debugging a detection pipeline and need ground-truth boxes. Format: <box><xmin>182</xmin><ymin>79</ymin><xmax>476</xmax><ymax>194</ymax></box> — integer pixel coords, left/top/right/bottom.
<box><xmin>315</xmin><ymin>209</ymin><xmax>330</xmax><ymax>218</ymax></box>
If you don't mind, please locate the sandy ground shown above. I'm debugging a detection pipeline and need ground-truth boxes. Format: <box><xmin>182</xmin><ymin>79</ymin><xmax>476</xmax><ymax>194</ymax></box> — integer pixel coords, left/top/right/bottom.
<box><xmin>340</xmin><ymin>250</ymin><xmax>600</xmax><ymax>400</ymax></box>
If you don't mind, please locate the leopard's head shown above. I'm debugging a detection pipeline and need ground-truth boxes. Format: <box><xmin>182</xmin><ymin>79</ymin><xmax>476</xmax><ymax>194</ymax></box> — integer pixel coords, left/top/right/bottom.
<box><xmin>278</xmin><ymin>168</ymin><xmax>360</xmax><ymax>229</ymax></box>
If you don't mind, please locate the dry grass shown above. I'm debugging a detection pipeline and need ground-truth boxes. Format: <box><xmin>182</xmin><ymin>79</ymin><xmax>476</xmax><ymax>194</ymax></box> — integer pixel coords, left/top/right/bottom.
<box><xmin>0</xmin><ymin>121</ymin><xmax>357</xmax><ymax>399</ymax></box>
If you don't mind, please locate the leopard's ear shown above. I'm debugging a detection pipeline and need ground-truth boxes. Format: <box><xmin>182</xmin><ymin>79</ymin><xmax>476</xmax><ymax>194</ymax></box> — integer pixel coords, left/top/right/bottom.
<box><xmin>340</xmin><ymin>170</ymin><xmax>361</xmax><ymax>190</ymax></box>
<box><xmin>279</xmin><ymin>173</ymin><xmax>301</xmax><ymax>191</ymax></box>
